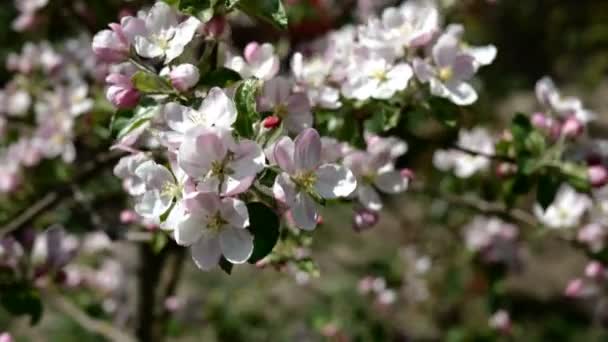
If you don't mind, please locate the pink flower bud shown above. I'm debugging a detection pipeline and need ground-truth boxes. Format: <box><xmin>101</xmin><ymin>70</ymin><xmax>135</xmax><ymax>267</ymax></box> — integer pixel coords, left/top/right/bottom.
<box><xmin>0</xmin><ymin>332</ymin><xmax>13</xmax><ymax>342</ymax></box>
<box><xmin>92</xmin><ymin>26</ymin><xmax>129</xmax><ymax>63</ymax></box>
<box><xmin>531</xmin><ymin>112</ymin><xmax>549</xmax><ymax>129</ymax></box>
<box><xmin>400</xmin><ymin>168</ymin><xmax>415</xmax><ymax>180</ymax></box>
<box><xmin>564</xmin><ymin>278</ymin><xmax>584</xmax><ymax>298</ymax></box>
<box><xmin>561</xmin><ymin>116</ymin><xmax>584</xmax><ymax>139</ymax></box>
<box><xmin>105</xmin><ymin>73</ymin><xmax>140</xmax><ymax>109</ymax></box>
<box><xmin>120</xmin><ymin>209</ymin><xmax>139</xmax><ymax>224</ymax></box>
<box><xmin>588</xmin><ymin>165</ymin><xmax>608</xmax><ymax>188</ymax></box>
<box><xmin>170</xmin><ymin>64</ymin><xmax>200</xmax><ymax>92</ymax></box>
<box><xmin>585</xmin><ymin>261</ymin><xmax>605</xmax><ymax>280</ymax></box>
<box><xmin>244</xmin><ymin>42</ymin><xmax>260</xmax><ymax>63</ymax></box>
<box><xmin>203</xmin><ymin>16</ymin><xmax>227</xmax><ymax>38</ymax></box>
<box><xmin>496</xmin><ymin>162</ymin><xmax>516</xmax><ymax>178</ymax></box>
<box><xmin>263</xmin><ymin>116</ymin><xmax>281</xmax><ymax>129</ymax></box>
<box><xmin>489</xmin><ymin>310</ymin><xmax>512</xmax><ymax>335</ymax></box>
<box><xmin>353</xmin><ymin>208</ymin><xmax>379</xmax><ymax>232</ymax></box>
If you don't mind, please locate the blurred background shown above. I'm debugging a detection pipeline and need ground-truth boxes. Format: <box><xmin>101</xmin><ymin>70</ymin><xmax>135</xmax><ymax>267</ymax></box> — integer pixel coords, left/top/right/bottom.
<box><xmin>1</xmin><ymin>0</ymin><xmax>608</xmax><ymax>341</ymax></box>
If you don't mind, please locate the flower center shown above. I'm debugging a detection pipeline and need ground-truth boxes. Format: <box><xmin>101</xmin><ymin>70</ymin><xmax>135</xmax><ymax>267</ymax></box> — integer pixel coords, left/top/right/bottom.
<box><xmin>274</xmin><ymin>104</ymin><xmax>289</xmax><ymax>118</ymax></box>
<box><xmin>188</xmin><ymin>110</ymin><xmax>206</xmax><ymax>126</ymax></box>
<box><xmin>153</xmin><ymin>29</ymin><xmax>176</xmax><ymax>52</ymax></box>
<box><xmin>161</xmin><ymin>181</ymin><xmax>181</xmax><ymax>199</ymax></box>
<box><xmin>210</xmin><ymin>159</ymin><xmax>234</xmax><ymax>177</ymax></box>
<box><xmin>438</xmin><ymin>67</ymin><xmax>453</xmax><ymax>82</ymax></box>
<box><xmin>206</xmin><ymin>213</ymin><xmax>228</xmax><ymax>233</ymax></box>
<box><xmin>372</xmin><ymin>69</ymin><xmax>389</xmax><ymax>82</ymax></box>
<box><xmin>293</xmin><ymin>171</ymin><xmax>317</xmax><ymax>192</ymax></box>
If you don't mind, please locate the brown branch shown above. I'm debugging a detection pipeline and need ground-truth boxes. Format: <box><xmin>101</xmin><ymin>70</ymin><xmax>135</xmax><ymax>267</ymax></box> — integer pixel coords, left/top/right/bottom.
<box><xmin>409</xmin><ymin>182</ymin><xmax>538</xmax><ymax>228</ymax></box>
<box><xmin>136</xmin><ymin>241</ymin><xmax>186</xmax><ymax>342</ymax></box>
<box><xmin>0</xmin><ymin>151</ymin><xmax>124</xmax><ymax>237</ymax></box>
<box><xmin>49</xmin><ymin>293</ymin><xmax>136</xmax><ymax>342</ymax></box>
<box><xmin>451</xmin><ymin>144</ymin><xmax>516</xmax><ymax>163</ymax></box>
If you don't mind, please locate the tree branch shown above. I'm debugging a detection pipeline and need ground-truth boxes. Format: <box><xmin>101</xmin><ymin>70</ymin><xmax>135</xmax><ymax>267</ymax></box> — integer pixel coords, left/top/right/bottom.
<box><xmin>409</xmin><ymin>182</ymin><xmax>538</xmax><ymax>228</ymax></box>
<box><xmin>49</xmin><ymin>293</ymin><xmax>136</xmax><ymax>342</ymax></box>
<box><xmin>0</xmin><ymin>151</ymin><xmax>124</xmax><ymax>237</ymax></box>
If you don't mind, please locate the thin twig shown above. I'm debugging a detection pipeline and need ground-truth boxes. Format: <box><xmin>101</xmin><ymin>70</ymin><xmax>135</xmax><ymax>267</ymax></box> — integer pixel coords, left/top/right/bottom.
<box><xmin>0</xmin><ymin>151</ymin><xmax>124</xmax><ymax>236</ymax></box>
<box><xmin>409</xmin><ymin>182</ymin><xmax>538</xmax><ymax>228</ymax></box>
<box><xmin>49</xmin><ymin>293</ymin><xmax>136</xmax><ymax>342</ymax></box>
<box><xmin>451</xmin><ymin>144</ymin><xmax>515</xmax><ymax>163</ymax></box>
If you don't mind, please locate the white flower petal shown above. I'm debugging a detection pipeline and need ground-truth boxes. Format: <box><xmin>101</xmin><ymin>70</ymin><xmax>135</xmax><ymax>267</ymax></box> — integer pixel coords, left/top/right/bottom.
<box><xmin>191</xmin><ymin>236</ymin><xmax>222</xmax><ymax>271</ymax></box>
<box><xmin>358</xmin><ymin>184</ymin><xmax>383</xmax><ymax>211</ymax></box>
<box><xmin>294</xmin><ymin>128</ymin><xmax>321</xmax><ymax>171</ymax></box>
<box><xmin>219</xmin><ymin>227</ymin><xmax>254</xmax><ymax>264</ymax></box>
<box><xmin>291</xmin><ymin>192</ymin><xmax>318</xmax><ymax>231</ymax></box>
<box><xmin>220</xmin><ymin>198</ymin><xmax>250</xmax><ymax>229</ymax></box>
<box><xmin>199</xmin><ymin>87</ymin><xmax>237</xmax><ymax>129</ymax></box>
<box><xmin>175</xmin><ymin>214</ymin><xmax>206</xmax><ymax>246</ymax></box>
<box><xmin>375</xmin><ymin>170</ymin><xmax>408</xmax><ymax>194</ymax></box>
<box><xmin>315</xmin><ymin>164</ymin><xmax>357</xmax><ymax>199</ymax></box>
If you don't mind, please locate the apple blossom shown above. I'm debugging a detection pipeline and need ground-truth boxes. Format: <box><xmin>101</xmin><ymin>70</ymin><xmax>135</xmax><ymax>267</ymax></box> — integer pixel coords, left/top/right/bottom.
<box><xmin>535</xmin><ymin>77</ymin><xmax>596</xmax><ymax>124</ymax></box>
<box><xmin>291</xmin><ymin>53</ymin><xmax>342</xmax><ymax>109</ymax></box>
<box><xmin>133</xmin><ymin>159</ymin><xmax>187</xmax><ymax>220</ymax></box>
<box><xmin>413</xmin><ymin>32</ymin><xmax>480</xmax><ymax>105</ymax></box>
<box><xmin>162</xmin><ymin>87</ymin><xmax>237</xmax><ymax>146</ymax></box>
<box><xmin>273</xmin><ymin>128</ymin><xmax>357</xmax><ymax>230</ymax></box>
<box><xmin>134</xmin><ymin>2</ymin><xmax>201</xmax><ymax>64</ymax></box>
<box><xmin>93</xmin><ymin>16</ymin><xmax>146</xmax><ymax>63</ymax></box>
<box><xmin>169</xmin><ymin>64</ymin><xmax>200</xmax><ymax>92</ymax></box>
<box><xmin>341</xmin><ymin>49</ymin><xmax>413</xmax><ymax>101</ymax></box>
<box><xmin>534</xmin><ymin>185</ymin><xmax>592</xmax><ymax>229</ymax></box>
<box><xmin>178</xmin><ymin>128</ymin><xmax>265</xmax><ymax>196</ymax></box>
<box><xmin>106</xmin><ymin>73</ymin><xmax>140</xmax><ymax>109</ymax></box>
<box><xmin>227</xmin><ymin>42</ymin><xmax>280</xmax><ymax>81</ymax></box>
<box><xmin>257</xmin><ymin>77</ymin><xmax>313</xmax><ymax>134</ymax></box>
<box><xmin>433</xmin><ymin>127</ymin><xmax>495</xmax><ymax>178</ymax></box>
<box><xmin>175</xmin><ymin>192</ymin><xmax>253</xmax><ymax>270</ymax></box>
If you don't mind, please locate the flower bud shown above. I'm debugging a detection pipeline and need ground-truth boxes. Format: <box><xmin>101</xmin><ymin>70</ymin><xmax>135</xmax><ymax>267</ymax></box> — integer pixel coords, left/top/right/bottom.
<box><xmin>400</xmin><ymin>168</ymin><xmax>415</xmax><ymax>180</ymax></box>
<box><xmin>202</xmin><ymin>15</ymin><xmax>227</xmax><ymax>38</ymax></box>
<box><xmin>170</xmin><ymin>64</ymin><xmax>200</xmax><ymax>92</ymax></box>
<box><xmin>353</xmin><ymin>208</ymin><xmax>379</xmax><ymax>232</ymax></box>
<box><xmin>564</xmin><ymin>278</ymin><xmax>584</xmax><ymax>298</ymax></box>
<box><xmin>92</xmin><ymin>26</ymin><xmax>129</xmax><ymax>63</ymax></box>
<box><xmin>244</xmin><ymin>42</ymin><xmax>260</xmax><ymax>63</ymax></box>
<box><xmin>588</xmin><ymin>165</ymin><xmax>608</xmax><ymax>188</ymax></box>
<box><xmin>496</xmin><ymin>162</ymin><xmax>516</xmax><ymax>178</ymax></box>
<box><xmin>263</xmin><ymin>115</ymin><xmax>281</xmax><ymax>129</ymax></box>
<box><xmin>585</xmin><ymin>261</ymin><xmax>605</xmax><ymax>280</ymax></box>
<box><xmin>0</xmin><ymin>332</ymin><xmax>13</xmax><ymax>342</ymax></box>
<box><xmin>531</xmin><ymin>112</ymin><xmax>549</xmax><ymax>129</ymax></box>
<box><xmin>561</xmin><ymin>116</ymin><xmax>584</xmax><ymax>139</ymax></box>
<box><xmin>105</xmin><ymin>73</ymin><xmax>140</xmax><ymax>109</ymax></box>
<box><xmin>120</xmin><ymin>209</ymin><xmax>139</xmax><ymax>224</ymax></box>
<box><xmin>488</xmin><ymin>310</ymin><xmax>512</xmax><ymax>335</ymax></box>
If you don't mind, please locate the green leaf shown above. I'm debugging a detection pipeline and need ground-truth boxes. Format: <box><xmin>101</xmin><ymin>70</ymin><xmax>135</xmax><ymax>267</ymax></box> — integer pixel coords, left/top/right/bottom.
<box><xmin>247</xmin><ymin>202</ymin><xmax>280</xmax><ymax>263</ymax></box>
<box><xmin>232</xmin><ymin>0</ymin><xmax>288</xmax><ymax>29</ymax></box>
<box><xmin>131</xmin><ymin>71</ymin><xmax>173</xmax><ymax>94</ymax></box>
<box><xmin>429</xmin><ymin>97</ymin><xmax>459</xmax><ymax>127</ymax></box>
<box><xmin>219</xmin><ymin>257</ymin><xmax>233</xmax><ymax>275</ymax></box>
<box><xmin>152</xmin><ymin>232</ymin><xmax>169</xmax><ymax>254</ymax></box>
<box><xmin>560</xmin><ymin>162</ymin><xmax>591</xmax><ymax>192</ymax></box>
<box><xmin>199</xmin><ymin>67</ymin><xmax>242</xmax><ymax>88</ymax></box>
<box><xmin>537</xmin><ymin>175</ymin><xmax>561</xmax><ymax>210</ymax></box>
<box><xmin>165</xmin><ymin>0</ymin><xmax>218</xmax><ymax>22</ymax></box>
<box><xmin>364</xmin><ymin>104</ymin><xmax>401</xmax><ymax>133</ymax></box>
<box><xmin>510</xmin><ymin>113</ymin><xmax>533</xmax><ymax>153</ymax></box>
<box><xmin>234</xmin><ymin>78</ymin><xmax>261</xmax><ymax>138</ymax></box>
<box><xmin>0</xmin><ymin>286</ymin><xmax>43</xmax><ymax>325</ymax></box>
<box><xmin>112</xmin><ymin>105</ymin><xmax>161</xmax><ymax>140</ymax></box>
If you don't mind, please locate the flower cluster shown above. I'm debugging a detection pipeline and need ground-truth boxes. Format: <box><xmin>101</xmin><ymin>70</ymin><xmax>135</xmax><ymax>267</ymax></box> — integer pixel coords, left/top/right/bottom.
<box><xmin>0</xmin><ymin>37</ymin><xmax>104</xmax><ymax>193</ymax></box>
<box><xmin>92</xmin><ymin>0</ymin><xmax>498</xmax><ymax>271</ymax></box>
